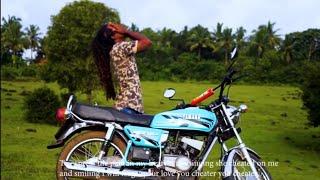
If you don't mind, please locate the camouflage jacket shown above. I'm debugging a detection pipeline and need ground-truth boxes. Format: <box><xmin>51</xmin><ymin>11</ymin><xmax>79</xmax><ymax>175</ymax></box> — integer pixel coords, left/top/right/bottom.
<box><xmin>110</xmin><ymin>40</ymin><xmax>144</xmax><ymax>113</ymax></box>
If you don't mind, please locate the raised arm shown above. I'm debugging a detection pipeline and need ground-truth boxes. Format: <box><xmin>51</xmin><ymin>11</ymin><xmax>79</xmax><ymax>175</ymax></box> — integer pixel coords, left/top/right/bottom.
<box><xmin>108</xmin><ymin>23</ymin><xmax>152</xmax><ymax>52</ymax></box>
<box><xmin>125</xmin><ymin>30</ymin><xmax>152</xmax><ymax>52</ymax></box>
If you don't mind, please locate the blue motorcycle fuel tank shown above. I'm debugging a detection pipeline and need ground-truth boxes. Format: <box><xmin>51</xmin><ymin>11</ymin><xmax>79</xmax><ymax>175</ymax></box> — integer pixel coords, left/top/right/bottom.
<box><xmin>150</xmin><ymin>107</ymin><xmax>217</xmax><ymax>132</ymax></box>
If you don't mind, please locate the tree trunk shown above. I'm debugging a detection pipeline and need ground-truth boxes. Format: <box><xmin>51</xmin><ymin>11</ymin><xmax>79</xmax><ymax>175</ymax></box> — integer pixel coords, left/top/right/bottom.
<box><xmin>31</xmin><ymin>47</ymin><xmax>33</xmax><ymax>60</ymax></box>
<box><xmin>308</xmin><ymin>42</ymin><xmax>315</xmax><ymax>61</ymax></box>
<box><xmin>286</xmin><ymin>53</ymin><xmax>292</xmax><ymax>64</ymax></box>
<box><xmin>224</xmin><ymin>50</ymin><xmax>228</xmax><ymax>66</ymax></box>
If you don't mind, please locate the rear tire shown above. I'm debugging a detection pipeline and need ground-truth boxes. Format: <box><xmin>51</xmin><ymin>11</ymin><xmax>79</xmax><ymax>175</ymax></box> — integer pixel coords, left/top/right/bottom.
<box><xmin>56</xmin><ymin>131</ymin><xmax>126</xmax><ymax>180</ymax></box>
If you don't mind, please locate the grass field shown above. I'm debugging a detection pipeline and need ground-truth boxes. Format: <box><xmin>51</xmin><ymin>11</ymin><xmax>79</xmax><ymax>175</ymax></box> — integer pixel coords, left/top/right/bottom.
<box><xmin>1</xmin><ymin>80</ymin><xmax>320</xmax><ymax>180</ymax></box>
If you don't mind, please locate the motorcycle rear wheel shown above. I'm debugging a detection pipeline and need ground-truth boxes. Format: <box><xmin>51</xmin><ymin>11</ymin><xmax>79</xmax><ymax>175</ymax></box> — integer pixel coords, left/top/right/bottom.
<box><xmin>56</xmin><ymin>131</ymin><xmax>126</xmax><ymax>180</ymax></box>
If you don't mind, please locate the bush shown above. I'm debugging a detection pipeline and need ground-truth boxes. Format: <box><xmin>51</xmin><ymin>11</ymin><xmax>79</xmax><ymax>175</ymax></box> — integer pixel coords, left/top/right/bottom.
<box><xmin>1</xmin><ymin>65</ymin><xmax>40</xmax><ymax>80</ymax></box>
<box><xmin>20</xmin><ymin>65</ymin><xmax>38</xmax><ymax>77</ymax></box>
<box><xmin>38</xmin><ymin>64</ymin><xmax>59</xmax><ymax>82</ymax></box>
<box><xmin>301</xmin><ymin>62</ymin><xmax>320</xmax><ymax>127</ymax></box>
<box><xmin>1</xmin><ymin>66</ymin><xmax>19</xmax><ymax>80</ymax></box>
<box><xmin>24</xmin><ymin>87</ymin><xmax>61</xmax><ymax>125</ymax></box>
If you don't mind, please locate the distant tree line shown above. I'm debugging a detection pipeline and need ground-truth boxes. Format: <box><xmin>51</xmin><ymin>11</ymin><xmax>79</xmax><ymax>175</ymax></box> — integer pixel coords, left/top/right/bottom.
<box><xmin>1</xmin><ymin>1</ymin><xmax>319</xmax><ymax>126</ymax></box>
<box><xmin>1</xmin><ymin>16</ymin><xmax>44</xmax><ymax>66</ymax></box>
<box><xmin>1</xmin><ymin>11</ymin><xmax>319</xmax><ymax>84</ymax></box>
<box><xmin>132</xmin><ymin>23</ymin><xmax>320</xmax><ymax>84</ymax></box>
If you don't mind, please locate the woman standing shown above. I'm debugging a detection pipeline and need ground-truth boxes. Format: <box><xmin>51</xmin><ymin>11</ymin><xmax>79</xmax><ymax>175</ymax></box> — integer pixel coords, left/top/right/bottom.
<box><xmin>92</xmin><ymin>23</ymin><xmax>152</xmax><ymax>113</ymax></box>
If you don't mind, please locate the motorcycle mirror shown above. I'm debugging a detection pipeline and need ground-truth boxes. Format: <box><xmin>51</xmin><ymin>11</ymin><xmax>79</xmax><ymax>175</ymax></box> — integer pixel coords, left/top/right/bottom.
<box><xmin>163</xmin><ymin>88</ymin><xmax>176</xmax><ymax>99</ymax></box>
<box><xmin>230</xmin><ymin>47</ymin><xmax>238</xmax><ymax>60</ymax></box>
<box><xmin>227</xmin><ymin>46</ymin><xmax>239</xmax><ymax>71</ymax></box>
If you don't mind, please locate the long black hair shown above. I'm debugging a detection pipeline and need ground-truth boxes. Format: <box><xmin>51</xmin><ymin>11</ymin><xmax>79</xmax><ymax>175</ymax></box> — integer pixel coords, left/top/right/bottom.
<box><xmin>91</xmin><ymin>24</ymin><xmax>116</xmax><ymax>100</ymax></box>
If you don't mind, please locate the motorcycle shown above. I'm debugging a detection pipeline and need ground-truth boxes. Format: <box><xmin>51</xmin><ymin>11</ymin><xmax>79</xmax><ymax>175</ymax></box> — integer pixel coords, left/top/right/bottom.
<box><xmin>48</xmin><ymin>47</ymin><xmax>272</xmax><ymax>180</ymax></box>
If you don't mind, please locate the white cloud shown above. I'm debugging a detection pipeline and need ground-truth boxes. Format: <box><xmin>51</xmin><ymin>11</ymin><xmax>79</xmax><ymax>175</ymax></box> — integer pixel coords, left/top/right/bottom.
<box><xmin>1</xmin><ymin>0</ymin><xmax>319</xmax><ymax>36</ymax></box>
<box><xmin>2</xmin><ymin>0</ymin><xmax>75</xmax><ymax>35</ymax></box>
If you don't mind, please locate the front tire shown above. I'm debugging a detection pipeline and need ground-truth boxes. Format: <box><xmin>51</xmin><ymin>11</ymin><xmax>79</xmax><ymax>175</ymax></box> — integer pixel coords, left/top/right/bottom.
<box><xmin>222</xmin><ymin>151</ymin><xmax>272</xmax><ymax>180</ymax></box>
<box><xmin>56</xmin><ymin>131</ymin><xmax>126</xmax><ymax>180</ymax></box>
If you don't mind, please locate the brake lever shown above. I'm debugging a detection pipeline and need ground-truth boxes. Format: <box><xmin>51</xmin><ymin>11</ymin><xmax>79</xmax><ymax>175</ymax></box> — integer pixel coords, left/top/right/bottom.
<box><xmin>225</xmin><ymin>70</ymin><xmax>235</xmax><ymax>85</ymax></box>
<box><xmin>225</xmin><ymin>78</ymin><xmax>233</xmax><ymax>85</ymax></box>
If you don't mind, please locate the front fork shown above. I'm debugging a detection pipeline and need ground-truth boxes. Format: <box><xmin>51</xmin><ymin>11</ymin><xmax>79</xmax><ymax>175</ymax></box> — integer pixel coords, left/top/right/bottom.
<box><xmin>221</xmin><ymin>104</ymin><xmax>261</xmax><ymax>180</ymax></box>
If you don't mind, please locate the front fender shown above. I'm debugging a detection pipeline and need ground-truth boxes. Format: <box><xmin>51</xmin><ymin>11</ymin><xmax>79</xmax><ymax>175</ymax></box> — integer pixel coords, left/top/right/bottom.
<box><xmin>221</xmin><ymin>147</ymin><xmax>261</xmax><ymax>179</ymax></box>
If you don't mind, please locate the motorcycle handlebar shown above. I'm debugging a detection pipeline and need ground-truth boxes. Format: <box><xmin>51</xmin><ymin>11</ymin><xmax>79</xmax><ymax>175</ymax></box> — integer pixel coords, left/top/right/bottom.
<box><xmin>190</xmin><ymin>47</ymin><xmax>243</xmax><ymax>106</ymax></box>
<box><xmin>190</xmin><ymin>88</ymin><xmax>215</xmax><ymax>106</ymax></box>
<box><xmin>190</xmin><ymin>69</ymin><xmax>237</xmax><ymax>106</ymax></box>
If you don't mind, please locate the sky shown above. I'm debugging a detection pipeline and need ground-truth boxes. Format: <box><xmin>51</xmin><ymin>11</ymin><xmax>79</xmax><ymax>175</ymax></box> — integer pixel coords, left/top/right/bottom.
<box><xmin>1</xmin><ymin>0</ymin><xmax>320</xmax><ymax>37</ymax></box>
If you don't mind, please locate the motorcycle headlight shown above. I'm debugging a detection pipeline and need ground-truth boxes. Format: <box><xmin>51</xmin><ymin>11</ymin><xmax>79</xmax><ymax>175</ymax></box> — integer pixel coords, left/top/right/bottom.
<box><xmin>226</xmin><ymin>105</ymin><xmax>240</xmax><ymax>125</ymax></box>
<box><xmin>231</xmin><ymin>113</ymin><xmax>240</xmax><ymax>124</ymax></box>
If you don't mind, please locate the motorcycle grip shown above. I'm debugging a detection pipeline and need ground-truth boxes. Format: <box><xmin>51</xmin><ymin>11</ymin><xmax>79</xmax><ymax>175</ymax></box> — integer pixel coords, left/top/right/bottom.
<box><xmin>190</xmin><ymin>88</ymin><xmax>215</xmax><ymax>106</ymax></box>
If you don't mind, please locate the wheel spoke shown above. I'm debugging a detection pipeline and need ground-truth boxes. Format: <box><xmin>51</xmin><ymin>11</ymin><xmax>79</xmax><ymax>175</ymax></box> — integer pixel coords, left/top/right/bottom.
<box><xmin>82</xmin><ymin>144</ymin><xmax>95</xmax><ymax>158</ymax></box>
<box><xmin>92</xmin><ymin>142</ymin><xmax>100</xmax><ymax>157</ymax></box>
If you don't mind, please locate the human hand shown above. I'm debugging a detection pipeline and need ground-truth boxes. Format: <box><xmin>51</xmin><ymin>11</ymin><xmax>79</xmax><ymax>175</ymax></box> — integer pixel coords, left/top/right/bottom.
<box><xmin>107</xmin><ymin>23</ymin><xmax>128</xmax><ymax>34</ymax></box>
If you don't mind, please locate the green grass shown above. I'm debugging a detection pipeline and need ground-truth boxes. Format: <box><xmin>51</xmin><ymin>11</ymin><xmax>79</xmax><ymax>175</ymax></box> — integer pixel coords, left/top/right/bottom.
<box><xmin>1</xmin><ymin>80</ymin><xmax>320</xmax><ymax>179</ymax></box>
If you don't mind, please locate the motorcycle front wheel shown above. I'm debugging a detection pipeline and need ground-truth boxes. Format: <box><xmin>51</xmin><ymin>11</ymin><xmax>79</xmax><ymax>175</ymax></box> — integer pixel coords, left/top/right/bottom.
<box><xmin>223</xmin><ymin>151</ymin><xmax>272</xmax><ymax>180</ymax></box>
<box><xmin>56</xmin><ymin>131</ymin><xmax>126</xmax><ymax>180</ymax></box>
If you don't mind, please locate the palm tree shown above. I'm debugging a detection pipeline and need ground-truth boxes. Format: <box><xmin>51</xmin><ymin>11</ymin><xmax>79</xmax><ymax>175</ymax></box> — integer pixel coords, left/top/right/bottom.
<box><xmin>235</xmin><ymin>26</ymin><xmax>247</xmax><ymax>50</ymax></box>
<box><xmin>158</xmin><ymin>27</ymin><xmax>176</xmax><ymax>48</ymax></box>
<box><xmin>250</xmin><ymin>22</ymin><xmax>281</xmax><ymax>58</ymax></box>
<box><xmin>265</xmin><ymin>21</ymin><xmax>281</xmax><ymax>49</ymax></box>
<box><xmin>250</xmin><ymin>28</ymin><xmax>267</xmax><ymax>58</ymax></box>
<box><xmin>140</xmin><ymin>27</ymin><xmax>159</xmax><ymax>44</ymax></box>
<box><xmin>1</xmin><ymin>15</ymin><xmax>21</xmax><ymax>29</ymax></box>
<box><xmin>213</xmin><ymin>23</ymin><xmax>235</xmax><ymax>65</ymax></box>
<box><xmin>282</xmin><ymin>35</ymin><xmax>295</xmax><ymax>63</ymax></box>
<box><xmin>174</xmin><ymin>26</ymin><xmax>189</xmax><ymax>53</ymax></box>
<box><xmin>220</xmin><ymin>28</ymin><xmax>234</xmax><ymax>65</ymax></box>
<box><xmin>187</xmin><ymin>25</ymin><xmax>214</xmax><ymax>61</ymax></box>
<box><xmin>212</xmin><ymin>22</ymin><xmax>223</xmax><ymax>41</ymax></box>
<box><xmin>129</xmin><ymin>23</ymin><xmax>139</xmax><ymax>32</ymax></box>
<box><xmin>1</xmin><ymin>15</ymin><xmax>25</xmax><ymax>65</ymax></box>
<box><xmin>25</xmin><ymin>24</ymin><xmax>41</xmax><ymax>60</ymax></box>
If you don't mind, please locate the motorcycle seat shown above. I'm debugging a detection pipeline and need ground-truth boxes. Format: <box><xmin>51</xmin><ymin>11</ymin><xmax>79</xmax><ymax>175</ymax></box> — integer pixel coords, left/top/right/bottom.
<box><xmin>71</xmin><ymin>103</ymin><xmax>153</xmax><ymax>126</ymax></box>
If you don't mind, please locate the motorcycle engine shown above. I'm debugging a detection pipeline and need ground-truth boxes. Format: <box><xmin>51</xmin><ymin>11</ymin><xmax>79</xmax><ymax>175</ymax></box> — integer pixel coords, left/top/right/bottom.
<box><xmin>180</xmin><ymin>137</ymin><xmax>204</xmax><ymax>156</ymax></box>
<box><xmin>163</xmin><ymin>154</ymin><xmax>192</xmax><ymax>173</ymax></box>
<box><xmin>163</xmin><ymin>137</ymin><xmax>204</xmax><ymax>173</ymax></box>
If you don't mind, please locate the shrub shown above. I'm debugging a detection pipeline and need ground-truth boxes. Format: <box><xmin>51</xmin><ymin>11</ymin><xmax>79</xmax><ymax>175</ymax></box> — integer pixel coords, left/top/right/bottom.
<box><xmin>1</xmin><ymin>66</ymin><xmax>19</xmax><ymax>80</ymax></box>
<box><xmin>20</xmin><ymin>65</ymin><xmax>38</xmax><ymax>77</ymax></box>
<box><xmin>1</xmin><ymin>65</ymin><xmax>40</xmax><ymax>80</ymax></box>
<box><xmin>301</xmin><ymin>62</ymin><xmax>320</xmax><ymax>127</ymax></box>
<box><xmin>24</xmin><ymin>87</ymin><xmax>61</xmax><ymax>125</ymax></box>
